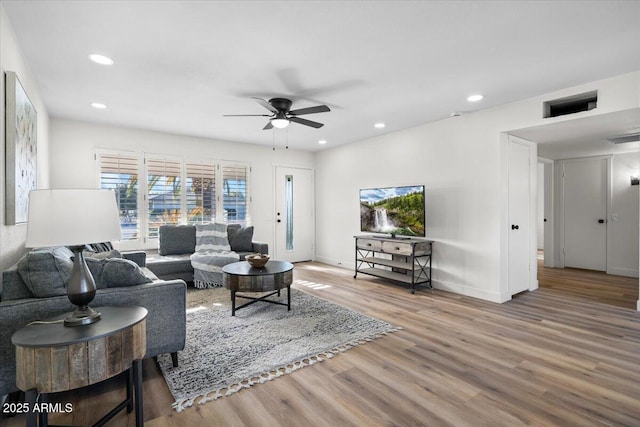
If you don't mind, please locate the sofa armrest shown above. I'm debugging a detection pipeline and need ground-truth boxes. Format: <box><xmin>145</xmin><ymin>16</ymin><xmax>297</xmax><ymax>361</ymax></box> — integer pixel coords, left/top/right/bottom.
<box><xmin>252</xmin><ymin>241</ymin><xmax>269</xmax><ymax>255</ymax></box>
<box><xmin>122</xmin><ymin>251</ymin><xmax>147</xmax><ymax>267</ymax></box>
<box><xmin>0</xmin><ymin>279</ymin><xmax>186</xmax><ymax>396</ymax></box>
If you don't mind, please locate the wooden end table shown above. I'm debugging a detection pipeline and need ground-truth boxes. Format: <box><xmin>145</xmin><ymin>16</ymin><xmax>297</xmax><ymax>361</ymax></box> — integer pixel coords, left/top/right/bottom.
<box><xmin>11</xmin><ymin>306</ymin><xmax>147</xmax><ymax>427</ymax></box>
<box><xmin>222</xmin><ymin>260</ymin><xmax>294</xmax><ymax>316</ymax></box>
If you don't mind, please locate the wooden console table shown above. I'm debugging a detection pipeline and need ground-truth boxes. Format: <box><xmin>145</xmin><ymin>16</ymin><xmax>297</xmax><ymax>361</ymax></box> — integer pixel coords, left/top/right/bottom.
<box><xmin>354</xmin><ymin>235</ymin><xmax>433</xmax><ymax>293</ymax></box>
<box><xmin>11</xmin><ymin>306</ymin><xmax>147</xmax><ymax>427</ymax></box>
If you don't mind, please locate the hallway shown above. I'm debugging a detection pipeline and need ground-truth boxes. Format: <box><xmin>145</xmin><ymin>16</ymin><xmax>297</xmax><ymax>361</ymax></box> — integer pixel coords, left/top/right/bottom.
<box><xmin>538</xmin><ymin>257</ymin><xmax>639</xmax><ymax>310</ymax></box>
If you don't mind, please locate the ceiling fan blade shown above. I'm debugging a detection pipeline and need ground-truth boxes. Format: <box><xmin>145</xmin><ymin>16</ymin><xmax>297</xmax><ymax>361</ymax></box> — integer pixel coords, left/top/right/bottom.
<box><xmin>289</xmin><ymin>116</ymin><xmax>324</xmax><ymax>128</ymax></box>
<box><xmin>223</xmin><ymin>114</ymin><xmax>272</xmax><ymax>117</ymax></box>
<box><xmin>289</xmin><ymin>105</ymin><xmax>331</xmax><ymax>116</ymax></box>
<box><xmin>263</xmin><ymin>121</ymin><xmax>274</xmax><ymax>130</ymax></box>
<box><xmin>252</xmin><ymin>97</ymin><xmax>278</xmax><ymax>114</ymax></box>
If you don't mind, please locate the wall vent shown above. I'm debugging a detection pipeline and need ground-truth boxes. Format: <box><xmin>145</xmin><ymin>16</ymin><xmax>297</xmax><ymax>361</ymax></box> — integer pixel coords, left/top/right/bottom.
<box><xmin>606</xmin><ymin>133</ymin><xmax>640</xmax><ymax>144</ymax></box>
<box><xmin>543</xmin><ymin>90</ymin><xmax>597</xmax><ymax>118</ymax></box>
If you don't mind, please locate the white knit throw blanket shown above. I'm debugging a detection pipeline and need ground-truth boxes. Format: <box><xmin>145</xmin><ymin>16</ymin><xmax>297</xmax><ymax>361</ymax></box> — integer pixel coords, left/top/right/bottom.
<box><xmin>190</xmin><ymin>250</ymin><xmax>239</xmax><ymax>289</ymax></box>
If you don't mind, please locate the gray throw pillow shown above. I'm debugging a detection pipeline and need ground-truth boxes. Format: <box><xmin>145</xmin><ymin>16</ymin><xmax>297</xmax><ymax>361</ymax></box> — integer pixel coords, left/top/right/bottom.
<box><xmin>228</xmin><ymin>226</ymin><xmax>254</xmax><ymax>252</ymax></box>
<box><xmin>87</xmin><ymin>258</ymin><xmax>152</xmax><ymax>289</ymax></box>
<box><xmin>17</xmin><ymin>246</ymin><xmax>74</xmax><ymax>298</ymax></box>
<box><xmin>159</xmin><ymin>225</ymin><xmax>196</xmax><ymax>255</ymax></box>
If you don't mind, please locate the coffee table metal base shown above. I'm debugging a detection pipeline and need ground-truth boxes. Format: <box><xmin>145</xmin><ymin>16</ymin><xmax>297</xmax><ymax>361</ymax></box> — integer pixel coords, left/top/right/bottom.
<box><xmin>231</xmin><ymin>287</ymin><xmax>291</xmax><ymax>316</ymax></box>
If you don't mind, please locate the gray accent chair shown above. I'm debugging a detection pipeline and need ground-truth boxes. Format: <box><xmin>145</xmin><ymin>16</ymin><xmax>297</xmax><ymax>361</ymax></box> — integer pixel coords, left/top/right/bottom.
<box><xmin>0</xmin><ymin>251</ymin><xmax>186</xmax><ymax>397</ymax></box>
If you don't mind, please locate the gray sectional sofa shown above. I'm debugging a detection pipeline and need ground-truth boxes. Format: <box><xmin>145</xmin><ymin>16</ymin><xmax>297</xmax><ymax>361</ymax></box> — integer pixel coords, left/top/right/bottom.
<box><xmin>145</xmin><ymin>223</ymin><xmax>268</xmax><ymax>283</ymax></box>
<box><xmin>0</xmin><ymin>248</ymin><xmax>187</xmax><ymax>397</ymax></box>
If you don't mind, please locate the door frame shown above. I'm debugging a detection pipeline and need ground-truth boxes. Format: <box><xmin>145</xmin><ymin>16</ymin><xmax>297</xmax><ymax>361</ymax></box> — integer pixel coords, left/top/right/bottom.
<box><xmin>557</xmin><ymin>155</ymin><xmax>612</xmax><ymax>271</ymax></box>
<box><xmin>272</xmin><ymin>164</ymin><xmax>315</xmax><ymax>262</ymax></box>
<box><xmin>538</xmin><ymin>156</ymin><xmax>555</xmax><ymax>268</ymax></box>
<box><xmin>500</xmin><ymin>134</ymin><xmax>538</xmax><ymax>302</ymax></box>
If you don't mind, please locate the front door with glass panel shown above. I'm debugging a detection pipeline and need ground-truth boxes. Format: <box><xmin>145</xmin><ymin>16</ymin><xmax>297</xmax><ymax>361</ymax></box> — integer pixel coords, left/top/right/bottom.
<box><xmin>274</xmin><ymin>167</ymin><xmax>313</xmax><ymax>262</ymax></box>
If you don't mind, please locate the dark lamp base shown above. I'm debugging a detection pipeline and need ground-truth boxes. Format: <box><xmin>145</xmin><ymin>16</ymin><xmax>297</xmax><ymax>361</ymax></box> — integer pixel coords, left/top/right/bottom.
<box><xmin>64</xmin><ymin>306</ymin><xmax>102</xmax><ymax>327</ymax></box>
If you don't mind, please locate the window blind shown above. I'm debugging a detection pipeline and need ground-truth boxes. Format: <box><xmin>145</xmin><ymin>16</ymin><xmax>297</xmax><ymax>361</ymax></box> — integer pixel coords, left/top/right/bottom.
<box><xmin>186</xmin><ymin>160</ymin><xmax>216</xmax><ymax>224</ymax></box>
<box><xmin>222</xmin><ymin>162</ymin><xmax>250</xmax><ymax>225</ymax></box>
<box><xmin>146</xmin><ymin>157</ymin><xmax>182</xmax><ymax>239</ymax></box>
<box><xmin>98</xmin><ymin>153</ymin><xmax>140</xmax><ymax>242</ymax></box>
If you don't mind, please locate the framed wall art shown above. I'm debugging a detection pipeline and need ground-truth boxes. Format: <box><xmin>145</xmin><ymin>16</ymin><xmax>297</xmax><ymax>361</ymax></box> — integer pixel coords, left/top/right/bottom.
<box><xmin>5</xmin><ymin>71</ymin><xmax>37</xmax><ymax>225</ymax></box>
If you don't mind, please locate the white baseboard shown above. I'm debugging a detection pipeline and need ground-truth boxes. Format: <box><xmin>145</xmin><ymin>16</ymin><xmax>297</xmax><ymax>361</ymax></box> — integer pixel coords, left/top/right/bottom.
<box><xmin>606</xmin><ymin>267</ymin><xmax>639</xmax><ymax>278</ymax></box>
<box><xmin>315</xmin><ymin>256</ymin><xmax>354</xmax><ymax>271</ymax></box>
<box><xmin>435</xmin><ymin>281</ymin><xmax>504</xmax><ymax>303</ymax></box>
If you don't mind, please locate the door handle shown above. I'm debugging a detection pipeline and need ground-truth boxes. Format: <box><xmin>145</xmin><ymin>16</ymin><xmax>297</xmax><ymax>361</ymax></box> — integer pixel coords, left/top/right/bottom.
<box><xmin>598</xmin><ymin>219</ymin><xmax>605</xmax><ymax>224</ymax></box>
<box><xmin>511</xmin><ymin>224</ymin><xmax>519</xmax><ymax>230</ymax></box>
<box><xmin>277</xmin><ymin>219</ymin><xmax>281</xmax><ymax>223</ymax></box>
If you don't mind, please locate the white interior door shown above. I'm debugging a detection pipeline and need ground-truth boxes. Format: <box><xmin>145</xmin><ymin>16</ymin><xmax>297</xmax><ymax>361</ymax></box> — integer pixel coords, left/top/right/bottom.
<box><xmin>509</xmin><ymin>139</ymin><xmax>532</xmax><ymax>295</ymax></box>
<box><xmin>563</xmin><ymin>158</ymin><xmax>607</xmax><ymax>271</ymax></box>
<box><xmin>274</xmin><ymin>166</ymin><xmax>314</xmax><ymax>262</ymax></box>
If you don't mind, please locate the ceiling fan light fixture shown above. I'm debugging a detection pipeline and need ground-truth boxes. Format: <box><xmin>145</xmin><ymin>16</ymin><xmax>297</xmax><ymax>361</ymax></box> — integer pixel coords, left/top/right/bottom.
<box><xmin>271</xmin><ymin>118</ymin><xmax>290</xmax><ymax>129</ymax></box>
<box><xmin>88</xmin><ymin>54</ymin><xmax>114</xmax><ymax>65</ymax></box>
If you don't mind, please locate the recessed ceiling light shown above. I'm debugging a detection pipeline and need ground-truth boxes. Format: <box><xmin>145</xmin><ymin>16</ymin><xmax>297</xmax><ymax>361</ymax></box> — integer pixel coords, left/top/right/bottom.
<box><xmin>467</xmin><ymin>94</ymin><xmax>484</xmax><ymax>102</ymax></box>
<box><xmin>374</xmin><ymin>123</ymin><xmax>386</xmax><ymax>129</ymax></box>
<box><xmin>318</xmin><ymin>140</ymin><xmax>327</xmax><ymax>145</ymax></box>
<box><xmin>91</xmin><ymin>102</ymin><xmax>107</xmax><ymax>109</ymax></box>
<box><xmin>88</xmin><ymin>54</ymin><xmax>114</xmax><ymax>65</ymax></box>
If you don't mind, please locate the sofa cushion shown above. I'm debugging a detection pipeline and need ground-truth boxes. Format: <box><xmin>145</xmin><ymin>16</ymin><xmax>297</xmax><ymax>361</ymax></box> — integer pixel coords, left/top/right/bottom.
<box><xmin>1</xmin><ymin>264</ymin><xmax>34</xmax><ymax>301</ymax></box>
<box><xmin>17</xmin><ymin>247</ymin><xmax>74</xmax><ymax>298</ymax></box>
<box><xmin>86</xmin><ymin>258</ymin><xmax>152</xmax><ymax>289</ymax></box>
<box><xmin>159</xmin><ymin>225</ymin><xmax>196</xmax><ymax>255</ymax></box>
<box><xmin>195</xmin><ymin>223</ymin><xmax>230</xmax><ymax>252</ymax></box>
<box><xmin>228</xmin><ymin>225</ymin><xmax>254</xmax><ymax>253</ymax></box>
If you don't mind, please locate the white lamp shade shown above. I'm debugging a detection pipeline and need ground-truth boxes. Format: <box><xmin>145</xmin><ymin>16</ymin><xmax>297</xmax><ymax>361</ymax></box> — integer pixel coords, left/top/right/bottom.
<box><xmin>271</xmin><ymin>118</ymin><xmax>290</xmax><ymax>129</ymax></box>
<box><xmin>25</xmin><ymin>189</ymin><xmax>121</xmax><ymax>248</ymax></box>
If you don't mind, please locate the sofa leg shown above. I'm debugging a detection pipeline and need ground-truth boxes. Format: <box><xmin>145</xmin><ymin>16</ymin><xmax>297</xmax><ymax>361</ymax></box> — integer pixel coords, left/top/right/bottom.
<box><xmin>171</xmin><ymin>352</ymin><xmax>179</xmax><ymax>367</ymax></box>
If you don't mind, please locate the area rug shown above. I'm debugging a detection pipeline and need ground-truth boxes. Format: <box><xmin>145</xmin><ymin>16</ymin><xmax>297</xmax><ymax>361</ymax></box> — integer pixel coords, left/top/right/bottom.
<box><xmin>157</xmin><ymin>286</ymin><xmax>400</xmax><ymax>412</ymax></box>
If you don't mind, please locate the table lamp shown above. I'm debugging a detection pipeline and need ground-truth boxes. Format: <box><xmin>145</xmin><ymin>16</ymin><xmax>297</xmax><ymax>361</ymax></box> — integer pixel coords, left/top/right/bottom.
<box><xmin>25</xmin><ymin>189</ymin><xmax>121</xmax><ymax>326</ymax></box>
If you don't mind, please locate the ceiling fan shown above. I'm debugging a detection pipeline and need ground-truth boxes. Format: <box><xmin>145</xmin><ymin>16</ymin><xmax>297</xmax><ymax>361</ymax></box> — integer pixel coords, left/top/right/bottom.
<box><xmin>224</xmin><ymin>97</ymin><xmax>330</xmax><ymax>130</ymax></box>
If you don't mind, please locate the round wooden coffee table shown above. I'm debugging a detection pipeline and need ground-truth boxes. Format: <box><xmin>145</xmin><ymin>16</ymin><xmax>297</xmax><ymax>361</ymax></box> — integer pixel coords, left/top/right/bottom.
<box><xmin>222</xmin><ymin>260</ymin><xmax>294</xmax><ymax>316</ymax></box>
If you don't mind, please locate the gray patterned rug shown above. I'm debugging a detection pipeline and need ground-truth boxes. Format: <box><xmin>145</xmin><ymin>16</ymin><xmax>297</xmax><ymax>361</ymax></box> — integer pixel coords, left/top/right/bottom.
<box><xmin>157</xmin><ymin>286</ymin><xmax>400</xmax><ymax>412</ymax></box>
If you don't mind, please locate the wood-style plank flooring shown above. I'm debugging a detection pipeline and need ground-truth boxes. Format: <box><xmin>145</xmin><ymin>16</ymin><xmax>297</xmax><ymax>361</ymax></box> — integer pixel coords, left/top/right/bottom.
<box><xmin>2</xmin><ymin>262</ymin><xmax>639</xmax><ymax>426</ymax></box>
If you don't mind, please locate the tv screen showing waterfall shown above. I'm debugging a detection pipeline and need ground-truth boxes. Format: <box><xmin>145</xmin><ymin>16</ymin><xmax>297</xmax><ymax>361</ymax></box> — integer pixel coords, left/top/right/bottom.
<box><xmin>359</xmin><ymin>185</ymin><xmax>425</xmax><ymax>237</ymax></box>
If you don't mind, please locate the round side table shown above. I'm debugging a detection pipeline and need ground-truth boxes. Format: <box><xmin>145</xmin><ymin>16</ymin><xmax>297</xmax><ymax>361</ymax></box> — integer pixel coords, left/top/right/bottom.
<box><xmin>11</xmin><ymin>306</ymin><xmax>147</xmax><ymax>427</ymax></box>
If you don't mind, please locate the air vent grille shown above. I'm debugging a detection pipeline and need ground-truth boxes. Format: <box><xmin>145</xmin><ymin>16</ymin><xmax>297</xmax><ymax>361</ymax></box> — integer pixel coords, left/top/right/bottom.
<box><xmin>606</xmin><ymin>133</ymin><xmax>640</xmax><ymax>144</ymax></box>
<box><xmin>543</xmin><ymin>91</ymin><xmax>597</xmax><ymax>118</ymax></box>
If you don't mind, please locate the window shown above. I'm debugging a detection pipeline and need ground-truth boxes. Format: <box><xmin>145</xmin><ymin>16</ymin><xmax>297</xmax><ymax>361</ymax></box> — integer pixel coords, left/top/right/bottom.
<box><xmin>97</xmin><ymin>151</ymin><xmax>141</xmax><ymax>244</ymax></box>
<box><xmin>186</xmin><ymin>160</ymin><xmax>216</xmax><ymax>224</ymax></box>
<box><xmin>222</xmin><ymin>162</ymin><xmax>250</xmax><ymax>226</ymax></box>
<box><xmin>146</xmin><ymin>156</ymin><xmax>182</xmax><ymax>240</ymax></box>
<box><xmin>96</xmin><ymin>150</ymin><xmax>250</xmax><ymax>248</ymax></box>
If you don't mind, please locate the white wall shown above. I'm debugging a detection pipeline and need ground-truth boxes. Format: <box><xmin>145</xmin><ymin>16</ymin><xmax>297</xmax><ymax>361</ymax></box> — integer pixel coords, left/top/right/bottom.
<box><xmin>0</xmin><ymin>5</ymin><xmax>50</xmax><ymax>273</ymax></box>
<box><xmin>610</xmin><ymin>152</ymin><xmax>639</xmax><ymax>277</ymax></box>
<box><xmin>315</xmin><ymin>71</ymin><xmax>640</xmax><ymax>303</ymax></box>
<box><xmin>49</xmin><ymin>119</ymin><xmax>314</xmax><ymax>251</ymax></box>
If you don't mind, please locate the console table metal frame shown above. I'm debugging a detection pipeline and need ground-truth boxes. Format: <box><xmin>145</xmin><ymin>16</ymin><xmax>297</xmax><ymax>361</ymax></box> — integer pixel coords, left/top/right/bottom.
<box><xmin>222</xmin><ymin>261</ymin><xmax>294</xmax><ymax>316</ymax></box>
<box><xmin>354</xmin><ymin>235</ymin><xmax>433</xmax><ymax>294</ymax></box>
<box><xmin>11</xmin><ymin>306</ymin><xmax>147</xmax><ymax>427</ymax></box>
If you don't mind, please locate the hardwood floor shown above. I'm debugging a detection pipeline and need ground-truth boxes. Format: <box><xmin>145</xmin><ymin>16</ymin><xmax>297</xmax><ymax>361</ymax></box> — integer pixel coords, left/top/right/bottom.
<box><xmin>3</xmin><ymin>262</ymin><xmax>639</xmax><ymax>426</ymax></box>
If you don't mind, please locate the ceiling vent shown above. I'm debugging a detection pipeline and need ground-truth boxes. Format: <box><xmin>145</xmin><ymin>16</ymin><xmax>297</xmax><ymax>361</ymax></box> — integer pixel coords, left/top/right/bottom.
<box><xmin>543</xmin><ymin>90</ymin><xmax>597</xmax><ymax>118</ymax></box>
<box><xmin>606</xmin><ymin>133</ymin><xmax>640</xmax><ymax>144</ymax></box>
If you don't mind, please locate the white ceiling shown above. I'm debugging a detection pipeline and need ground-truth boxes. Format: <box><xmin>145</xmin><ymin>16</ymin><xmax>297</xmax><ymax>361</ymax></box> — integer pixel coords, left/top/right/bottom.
<box><xmin>3</xmin><ymin>0</ymin><xmax>640</xmax><ymax>152</ymax></box>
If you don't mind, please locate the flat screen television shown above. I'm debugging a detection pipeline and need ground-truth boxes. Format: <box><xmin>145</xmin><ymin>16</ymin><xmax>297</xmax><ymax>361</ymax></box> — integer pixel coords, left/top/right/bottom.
<box><xmin>359</xmin><ymin>185</ymin><xmax>425</xmax><ymax>238</ymax></box>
